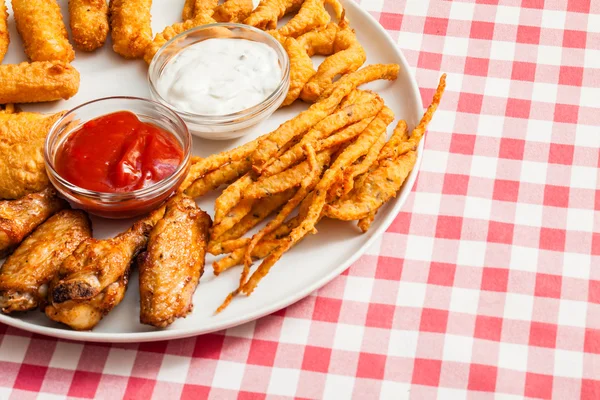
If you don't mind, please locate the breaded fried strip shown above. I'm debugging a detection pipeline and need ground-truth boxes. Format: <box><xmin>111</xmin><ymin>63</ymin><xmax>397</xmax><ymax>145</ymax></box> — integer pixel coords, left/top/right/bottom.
<box><xmin>12</xmin><ymin>0</ymin><xmax>74</xmax><ymax>62</ymax></box>
<box><xmin>0</xmin><ymin>0</ymin><xmax>8</xmax><ymax>63</ymax></box>
<box><xmin>0</xmin><ymin>61</ymin><xmax>80</xmax><ymax>104</ymax></box>
<box><xmin>277</xmin><ymin>0</ymin><xmax>337</xmax><ymax>38</ymax></box>
<box><xmin>279</xmin><ymin>35</ymin><xmax>316</xmax><ymax>106</ymax></box>
<box><xmin>109</xmin><ymin>0</ymin><xmax>153</xmax><ymax>59</ymax></box>
<box><xmin>245</xmin><ymin>0</ymin><xmax>304</xmax><ymax>30</ymax></box>
<box><xmin>69</xmin><ymin>0</ymin><xmax>110</xmax><ymax>51</ymax></box>
<box><xmin>214</xmin><ymin>0</ymin><xmax>254</xmax><ymax>22</ymax></box>
<box><xmin>0</xmin><ymin>210</ymin><xmax>91</xmax><ymax>314</ymax></box>
<box><xmin>182</xmin><ymin>0</ymin><xmax>218</xmax><ymax>20</ymax></box>
<box><xmin>184</xmin><ymin>159</ymin><xmax>251</xmax><ymax>199</ymax></box>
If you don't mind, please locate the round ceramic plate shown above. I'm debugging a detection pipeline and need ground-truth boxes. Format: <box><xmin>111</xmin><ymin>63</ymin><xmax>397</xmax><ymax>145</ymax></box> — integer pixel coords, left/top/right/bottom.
<box><xmin>0</xmin><ymin>0</ymin><xmax>423</xmax><ymax>342</ymax></box>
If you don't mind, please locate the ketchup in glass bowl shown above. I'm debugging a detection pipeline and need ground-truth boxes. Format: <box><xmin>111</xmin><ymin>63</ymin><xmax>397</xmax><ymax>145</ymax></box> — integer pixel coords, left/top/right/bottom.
<box><xmin>45</xmin><ymin>97</ymin><xmax>191</xmax><ymax>219</ymax></box>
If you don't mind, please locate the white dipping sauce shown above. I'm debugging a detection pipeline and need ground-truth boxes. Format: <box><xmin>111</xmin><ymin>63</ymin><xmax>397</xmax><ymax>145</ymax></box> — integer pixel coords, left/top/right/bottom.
<box><xmin>157</xmin><ymin>38</ymin><xmax>282</xmax><ymax>116</ymax></box>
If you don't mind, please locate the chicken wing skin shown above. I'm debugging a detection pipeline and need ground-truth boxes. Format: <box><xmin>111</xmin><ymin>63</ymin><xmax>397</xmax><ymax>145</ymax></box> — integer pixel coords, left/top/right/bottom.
<box><xmin>0</xmin><ymin>210</ymin><xmax>91</xmax><ymax>314</ymax></box>
<box><xmin>45</xmin><ymin>216</ymin><xmax>157</xmax><ymax>330</ymax></box>
<box><xmin>138</xmin><ymin>196</ymin><xmax>211</xmax><ymax>328</ymax></box>
<box><xmin>0</xmin><ymin>187</ymin><xmax>67</xmax><ymax>258</ymax></box>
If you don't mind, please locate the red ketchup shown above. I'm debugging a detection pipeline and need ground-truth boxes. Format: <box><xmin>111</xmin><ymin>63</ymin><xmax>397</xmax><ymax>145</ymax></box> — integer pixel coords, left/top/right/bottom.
<box><xmin>56</xmin><ymin>111</ymin><xmax>184</xmax><ymax>193</ymax></box>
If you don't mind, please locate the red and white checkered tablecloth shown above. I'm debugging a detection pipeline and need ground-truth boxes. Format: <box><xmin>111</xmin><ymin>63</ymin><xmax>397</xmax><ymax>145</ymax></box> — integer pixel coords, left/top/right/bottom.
<box><xmin>1</xmin><ymin>0</ymin><xmax>599</xmax><ymax>398</ymax></box>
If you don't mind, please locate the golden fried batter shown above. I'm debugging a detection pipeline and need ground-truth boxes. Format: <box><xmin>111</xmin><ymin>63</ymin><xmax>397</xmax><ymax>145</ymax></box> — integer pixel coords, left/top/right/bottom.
<box><xmin>277</xmin><ymin>0</ymin><xmax>333</xmax><ymax>38</ymax></box>
<box><xmin>0</xmin><ymin>210</ymin><xmax>91</xmax><ymax>314</ymax></box>
<box><xmin>279</xmin><ymin>35</ymin><xmax>316</xmax><ymax>106</ymax></box>
<box><xmin>182</xmin><ymin>0</ymin><xmax>218</xmax><ymax>20</ymax></box>
<box><xmin>245</xmin><ymin>0</ymin><xmax>304</xmax><ymax>30</ymax></box>
<box><xmin>12</xmin><ymin>0</ymin><xmax>75</xmax><ymax>62</ymax></box>
<box><xmin>0</xmin><ymin>61</ymin><xmax>80</xmax><ymax>104</ymax></box>
<box><xmin>69</xmin><ymin>0</ymin><xmax>110</xmax><ymax>51</ymax></box>
<box><xmin>0</xmin><ymin>187</ymin><xmax>66</xmax><ymax>259</ymax></box>
<box><xmin>46</xmin><ymin>217</ymin><xmax>157</xmax><ymax>330</ymax></box>
<box><xmin>0</xmin><ymin>0</ymin><xmax>8</xmax><ymax>63</ymax></box>
<box><xmin>109</xmin><ymin>0</ymin><xmax>153</xmax><ymax>59</ymax></box>
<box><xmin>185</xmin><ymin>159</ymin><xmax>251</xmax><ymax>199</ymax></box>
<box><xmin>0</xmin><ymin>111</ymin><xmax>66</xmax><ymax>199</ymax></box>
<box><xmin>138</xmin><ymin>196</ymin><xmax>211</xmax><ymax>328</ymax></box>
<box><xmin>214</xmin><ymin>0</ymin><xmax>254</xmax><ymax>23</ymax></box>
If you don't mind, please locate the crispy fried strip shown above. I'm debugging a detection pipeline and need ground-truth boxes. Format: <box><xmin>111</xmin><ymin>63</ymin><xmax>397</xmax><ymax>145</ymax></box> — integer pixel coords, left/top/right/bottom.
<box><xmin>241</xmin><ymin>108</ymin><xmax>395</xmax><ymax>296</ymax></box>
<box><xmin>357</xmin><ymin>211</ymin><xmax>377</xmax><ymax>233</ymax></box>
<box><xmin>252</xmin><ymin>64</ymin><xmax>399</xmax><ymax>170</ymax></box>
<box><xmin>301</xmin><ymin>23</ymin><xmax>366</xmax><ymax>102</ymax></box>
<box><xmin>379</xmin><ymin>74</ymin><xmax>447</xmax><ymax>160</ymax></box>
<box><xmin>184</xmin><ymin>159</ymin><xmax>251</xmax><ymax>199</ymax></box>
<box><xmin>0</xmin><ymin>0</ymin><xmax>8</xmax><ymax>63</ymax></box>
<box><xmin>263</xmin><ymin>95</ymin><xmax>384</xmax><ymax>176</ymax></box>
<box><xmin>214</xmin><ymin>0</ymin><xmax>254</xmax><ymax>22</ymax></box>
<box><xmin>297</xmin><ymin>23</ymin><xmax>339</xmax><ymax>56</ymax></box>
<box><xmin>277</xmin><ymin>0</ymin><xmax>330</xmax><ymax>38</ymax></box>
<box><xmin>69</xmin><ymin>0</ymin><xmax>110</xmax><ymax>51</ymax></box>
<box><xmin>279</xmin><ymin>36</ymin><xmax>316</xmax><ymax>106</ymax></box>
<box><xmin>12</xmin><ymin>0</ymin><xmax>74</xmax><ymax>62</ymax></box>
<box><xmin>243</xmin><ymin>150</ymin><xmax>330</xmax><ymax>199</ymax></box>
<box><xmin>182</xmin><ymin>0</ymin><xmax>218</xmax><ymax>20</ymax></box>
<box><xmin>0</xmin><ymin>62</ymin><xmax>80</xmax><ymax>104</ymax></box>
<box><xmin>325</xmin><ymin>152</ymin><xmax>416</xmax><ymax>220</ymax></box>
<box><xmin>211</xmin><ymin>198</ymin><xmax>255</xmax><ymax>240</ymax></box>
<box><xmin>109</xmin><ymin>0</ymin><xmax>153</xmax><ymax>59</ymax></box>
<box><xmin>377</xmin><ymin>119</ymin><xmax>407</xmax><ymax>161</ymax></box>
<box><xmin>213</xmin><ymin>174</ymin><xmax>253</xmax><ymax>224</ymax></box>
<box><xmin>144</xmin><ymin>12</ymin><xmax>216</xmax><ymax>64</ymax></box>
<box><xmin>244</xmin><ymin>0</ymin><xmax>304</xmax><ymax>30</ymax></box>
<box><xmin>317</xmin><ymin>117</ymin><xmax>373</xmax><ymax>150</ymax></box>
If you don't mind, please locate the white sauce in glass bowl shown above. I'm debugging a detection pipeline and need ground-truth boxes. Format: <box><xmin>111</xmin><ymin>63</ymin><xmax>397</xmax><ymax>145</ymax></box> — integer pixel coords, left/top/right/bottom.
<box><xmin>157</xmin><ymin>38</ymin><xmax>282</xmax><ymax>116</ymax></box>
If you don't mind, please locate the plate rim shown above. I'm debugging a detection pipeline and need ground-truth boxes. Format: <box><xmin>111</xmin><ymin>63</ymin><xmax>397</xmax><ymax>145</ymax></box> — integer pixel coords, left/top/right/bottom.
<box><xmin>0</xmin><ymin>0</ymin><xmax>424</xmax><ymax>342</ymax></box>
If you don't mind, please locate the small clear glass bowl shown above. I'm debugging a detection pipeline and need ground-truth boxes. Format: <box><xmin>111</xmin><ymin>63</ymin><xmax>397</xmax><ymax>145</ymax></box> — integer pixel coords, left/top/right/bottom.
<box><xmin>148</xmin><ymin>23</ymin><xmax>290</xmax><ymax>140</ymax></box>
<box><xmin>44</xmin><ymin>97</ymin><xmax>192</xmax><ymax>219</ymax></box>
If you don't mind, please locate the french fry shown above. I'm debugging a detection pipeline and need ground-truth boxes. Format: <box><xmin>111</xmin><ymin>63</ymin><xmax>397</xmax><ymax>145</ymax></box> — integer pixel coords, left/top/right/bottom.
<box><xmin>69</xmin><ymin>0</ymin><xmax>110</xmax><ymax>51</ymax></box>
<box><xmin>109</xmin><ymin>0</ymin><xmax>153</xmax><ymax>59</ymax></box>
<box><xmin>12</xmin><ymin>0</ymin><xmax>74</xmax><ymax>62</ymax></box>
<box><xmin>0</xmin><ymin>62</ymin><xmax>80</xmax><ymax>104</ymax></box>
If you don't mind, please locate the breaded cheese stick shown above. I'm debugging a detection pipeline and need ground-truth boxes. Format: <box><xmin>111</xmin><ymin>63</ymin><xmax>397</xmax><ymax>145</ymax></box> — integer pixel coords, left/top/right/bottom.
<box><xmin>0</xmin><ymin>62</ymin><xmax>80</xmax><ymax>104</ymax></box>
<box><xmin>69</xmin><ymin>0</ymin><xmax>109</xmax><ymax>51</ymax></box>
<box><xmin>12</xmin><ymin>0</ymin><xmax>75</xmax><ymax>62</ymax></box>
<box><xmin>0</xmin><ymin>0</ymin><xmax>8</xmax><ymax>62</ymax></box>
<box><xmin>109</xmin><ymin>0</ymin><xmax>153</xmax><ymax>59</ymax></box>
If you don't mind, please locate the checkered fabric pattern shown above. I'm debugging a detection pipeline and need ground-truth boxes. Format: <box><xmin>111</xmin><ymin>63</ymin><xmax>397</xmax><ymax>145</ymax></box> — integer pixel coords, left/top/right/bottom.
<box><xmin>1</xmin><ymin>0</ymin><xmax>599</xmax><ymax>398</ymax></box>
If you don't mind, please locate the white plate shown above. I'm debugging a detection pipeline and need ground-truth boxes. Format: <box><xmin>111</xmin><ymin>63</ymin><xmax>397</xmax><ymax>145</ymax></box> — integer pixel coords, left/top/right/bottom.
<box><xmin>0</xmin><ymin>0</ymin><xmax>423</xmax><ymax>342</ymax></box>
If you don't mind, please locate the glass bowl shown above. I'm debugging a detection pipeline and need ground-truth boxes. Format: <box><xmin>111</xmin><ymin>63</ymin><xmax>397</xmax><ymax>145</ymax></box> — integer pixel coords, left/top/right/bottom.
<box><xmin>44</xmin><ymin>97</ymin><xmax>192</xmax><ymax>219</ymax></box>
<box><xmin>148</xmin><ymin>23</ymin><xmax>290</xmax><ymax>140</ymax></box>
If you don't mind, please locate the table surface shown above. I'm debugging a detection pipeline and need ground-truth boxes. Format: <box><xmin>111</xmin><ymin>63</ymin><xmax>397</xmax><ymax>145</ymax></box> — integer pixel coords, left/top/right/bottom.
<box><xmin>1</xmin><ymin>0</ymin><xmax>599</xmax><ymax>399</ymax></box>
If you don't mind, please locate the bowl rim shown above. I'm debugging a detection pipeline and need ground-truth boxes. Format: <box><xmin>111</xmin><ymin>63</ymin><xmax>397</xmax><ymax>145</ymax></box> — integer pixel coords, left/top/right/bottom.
<box><xmin>44</xmin><ymin>96</ymin><xmax>192</xmax><ymax>202</ymax></box>
<box><xmin>147</xmin><ymin>22</ymin><xmax>291</xmax><ymax>122</ymax></box>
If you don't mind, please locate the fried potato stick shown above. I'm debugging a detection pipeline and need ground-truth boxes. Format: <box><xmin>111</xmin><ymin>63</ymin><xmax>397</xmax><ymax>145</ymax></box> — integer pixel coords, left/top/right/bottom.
<box><xmin>263</xmin><ymin>95</ymin><xmax>384</xmax><ymax>176</ymax></box>
<box><xmin>109</xmin><ymin>0</ymin><xmax>153</xmax><ymax>59</ymax></box>
<box><xmin>12</xmin><ymin>0</ymin><xmax>74</xmax><ymax>62</ymax></box>
<box><xmin>182</xmin><ymin>0</ymin><xmax>218</xmax><ymax>20</ymax></box>
<box><xmin>0</xmin><ymin>61</ymin><xmax>80</xmax><ymax>104</ymax></box>
<box><xmin>245</xmin><ymin>0</ymin><xmax>305</xmax><ymax>30</ymax></box>
<box><xmin>0</xmin><ymin>0</ymin><xmax>8</xmax><ymax>63</ymax></box>
<box><xmin>214</xmin><ymin>0</ymin><xmax>254</xmax><ymax>22</ymax></box>
<box><xmin>69</xmin><ymin>0</ymin><xmax>109</xmax><ymax>51</ymax></box>
<box><xmin>252</xmin><ymin>64</ymin><xmax>399</xmax><ymax>170</ymax></box>
<box><xmin>184</xmin><ymin>159</ymin><xmax>251</xmax><ymax>199</ymax></box>
<box><xmin>241</xmin><ymin>108</ymin><xmax>394</xmax><ymax>296</ymax></box>
<box><xmin>243</xmin><ymin>150</ymin><xmax>331</xmax><ymax>199</ymax></box>
<box><xmin>301</xmin><ymin>24</ymin><xmax>366</xmax><ymax>102</ymax></box>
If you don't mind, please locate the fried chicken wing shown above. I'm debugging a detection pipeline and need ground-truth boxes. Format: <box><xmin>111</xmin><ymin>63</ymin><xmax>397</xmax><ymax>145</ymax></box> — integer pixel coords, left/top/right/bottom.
<box><xmin>0</xmin><ymin>210</ymin><xmax>91</xmax><ymax>314</ymax></box>
<box><xmin>12</xmin><ymin>0</ymin><xmax>75</xmax><ymax>62</ymax></box>
<box><xmin>0</xmin><ymin>0</ymin><xmax>8</xmax><ymax>63</ymax></box>
<box><xmin>138</xmin><ymin>196</ymin><xmax>211</xmax><ymax>328</ymax></box>
<box><xmin>69</xmin><ymin>0</ymin><xmax>110</xmax><ymax>51</ymax></box>
<box><xmin>45</xmin><ymin>216</ymin><xmax>157</xmax><ymax>330</ymax></box>
<box><xmin>0</xmin><ymin>111</ymin><xmax>66</xmax><ymax>199</ymax></box>
<box><xmin>0</xmin><ymin>187</ymin><xmax>66</xmax><ymax>258</ymax></box>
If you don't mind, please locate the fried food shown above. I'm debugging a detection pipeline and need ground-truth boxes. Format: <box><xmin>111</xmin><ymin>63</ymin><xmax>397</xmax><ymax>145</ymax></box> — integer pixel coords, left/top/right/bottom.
<box><xmin>214</xmin><ymin>0</ymin><xmax>254</xmax><ymax>23</ymax></box>
<box><xmin>213</xmin><ymin>173</ymin><xmax>253</xmax><ymax>224</ymax></box>
<box><xmin>184</xmin><ymin>159</ymin><xmax>251</xmax><ymax>199</ymax></box>
<box><xmin>279</xmin><ymin>36</ymin><xmax>316</xmax><ymax>106</ymax></box>
<box><xmin>138</xmin><ymin>196</ymin><xmax>211</xmax><ymax>328</ymax></box>
<box><xmin>0</xmin><ymin>210</ymin><xmax>91</xmax><ymax>314</ymax></box>
<box><xmin>0</xmin><ymin>111</ymin><xmax>66</xmax><ymax>199</ymax></box>
<box><xmin>211</xmin><ymin>197</ymin><xmax>255</xmax><ymax>240</ymax></box>
<box><xmin>301</xmin><ymin>23</ymin><xmax>366</xmax><ymax>102</ymax></box>
<box><xmin>0</xmin><ymin>0</ymin><xmax>8</xmax><ymax>63</ymax></box>
<box><xmin>45</xmin><ymin>217</ymin><xmax>156</xmax><ymax>330</ymax></box>
<box><xmin>0</xmin><ymin>187</ymin><xmax>66</xmax><ymax>258</ymax></box>
<box><xmin>69</xmin><ymin>0</ymin><xmax>110</xmax><ymax>51</ymax></box>
<box><xmin>245</xmin><ymin>0</ymin><xmax>305</xmax><ymax>30</ymax></box>
<box><xmin>0</xmin><ymin>61</ymin><xmax>80</xmax><ymax>104</ymax></box>
<box><xmin>277</xmin><ymin>0</ymin><xmax>342</xmax><ymax>38</ymax></box>
<box><xmin>144</xmin><ymin>12</ymin><xmax>216</xmax><ymax>64</ymax></box>
<box><xmin>109</xmin><ymin>0</ymin><xmax>153</xmax><ymax>59</ymax></box>
<box><xmin>12</xmin><ymin>0</ymin><xmax>75</xmax><ymax>62</ymax></box>
<box><xmin>377</xmin><ymin>119</ymin><xmax>407</xmax><ymax>161</ymax></box>
<box><xmin>297</xmin><ymin>22</ymin><xmax>338</xmax><ymax>55</ymax></box>
<box><xmin>182</xmin><ymin>0</ymin><xmax>218</xmax><ymax>20</ymax></box>
<box><xmin>325</xmin><ymin>151</ymin><xmax>416</xmax><ymax>221</ymax></box>
<box><xmin>251</xmin><ymin>64</ymin><xmax>399</xmax><ymax>170</ymax></box>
